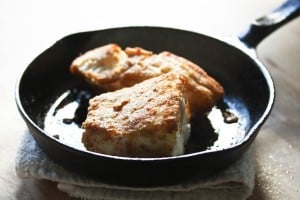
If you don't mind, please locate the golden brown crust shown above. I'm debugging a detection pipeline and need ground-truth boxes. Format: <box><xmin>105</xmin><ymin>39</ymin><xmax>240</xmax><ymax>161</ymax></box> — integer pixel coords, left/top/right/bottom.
<box><xmin>82</xmin><ymin>73</ymin><xmax>189</xmax><ymax>157</ymax></box>
<box><xmin>70</xmin><ymin>44</ymin><xmax>128</xmax><ymax>85</ymax></box>
<box><xmin>118</xmin><ymin>51</ymin><xmax>224</xmax><ymax>114</ymax></box>
<box><xmin>70</xmin><ymin>44</ymin><xmax>224</xmax><ymax>115</ymax></box>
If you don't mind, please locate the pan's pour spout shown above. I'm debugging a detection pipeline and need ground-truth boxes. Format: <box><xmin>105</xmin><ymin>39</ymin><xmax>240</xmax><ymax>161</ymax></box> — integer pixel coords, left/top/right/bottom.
<box><xmin>239</xmin><ymin>0</ymin><xmax>300</xmax><ymax>48</ymax></box>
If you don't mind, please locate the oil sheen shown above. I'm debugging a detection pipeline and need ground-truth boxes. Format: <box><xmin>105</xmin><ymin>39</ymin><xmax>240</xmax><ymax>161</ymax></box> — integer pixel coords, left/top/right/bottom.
<box><xmin>44</xmin><ymin>88</ymin><xmax>249</xmax><ymax>154</ymax></box>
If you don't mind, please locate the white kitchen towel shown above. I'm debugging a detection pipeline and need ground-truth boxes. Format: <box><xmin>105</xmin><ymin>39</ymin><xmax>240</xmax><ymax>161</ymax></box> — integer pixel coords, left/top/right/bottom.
<box><xmin>16</xmin><ymin>131</ymin><xmax>255</xmax><ymax>200</ymax></box>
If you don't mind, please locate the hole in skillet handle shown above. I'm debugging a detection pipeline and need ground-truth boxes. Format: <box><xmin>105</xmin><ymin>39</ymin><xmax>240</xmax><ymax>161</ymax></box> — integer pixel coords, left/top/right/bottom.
<box><xmin>239</xmin><ymin>0</ymin><xmax>300</xmax><ymax>48</ymax></box>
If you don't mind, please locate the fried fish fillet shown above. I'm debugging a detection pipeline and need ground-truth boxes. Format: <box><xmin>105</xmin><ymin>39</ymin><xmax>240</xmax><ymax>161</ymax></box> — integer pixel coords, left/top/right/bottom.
<box><xmin>70</xmin><ymin>44</ymin><xmax>224</xmax><ymax>115</ymax></box>
<box><xmin>82</xmin><ymin>73</ymin><xmax>191</xmax><ymax>157</ymax></box>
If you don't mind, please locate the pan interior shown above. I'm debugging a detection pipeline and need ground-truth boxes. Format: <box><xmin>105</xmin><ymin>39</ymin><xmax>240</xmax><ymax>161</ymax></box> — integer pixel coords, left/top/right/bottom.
<box><xmin>18</xmin><ymin>27</ymin><xmax>271</xmax><ymax>157</ymax></box>
<box><xmin>41</xmin><ymin>84</ymin><xmax>249</xmax><ymax>154</ymax></box>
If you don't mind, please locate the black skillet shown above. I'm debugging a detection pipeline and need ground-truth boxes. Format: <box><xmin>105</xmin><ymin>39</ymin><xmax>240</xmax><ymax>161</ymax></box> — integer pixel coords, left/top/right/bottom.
<box><xmin>16</xmin><ymin>0</ymin><xmax>300</xmax><ymax>186</ymax></box>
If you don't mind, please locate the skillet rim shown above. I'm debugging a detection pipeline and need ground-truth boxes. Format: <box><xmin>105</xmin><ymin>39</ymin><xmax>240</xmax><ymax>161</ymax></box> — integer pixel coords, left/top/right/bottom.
<box><xmin>15</xmin><ymin>25</ymin><xmax>275</xmax><ymax>162</ymax></box>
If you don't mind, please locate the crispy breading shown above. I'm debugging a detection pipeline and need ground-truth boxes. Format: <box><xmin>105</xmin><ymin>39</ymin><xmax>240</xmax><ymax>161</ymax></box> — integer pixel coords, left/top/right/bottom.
<box><xmin>70</xmin><ymin>44</ymin><xmax>129</xmax><ymax>87</ymax></box>
<box><xmin>70</xmin><ymin>44</ymin><xmax>224</xmax><ymax>115</ymax></box>
<box><xmin>82</xmin><ymin>73</ymin><xmax>191</xmax><ymax>157</ymax></box>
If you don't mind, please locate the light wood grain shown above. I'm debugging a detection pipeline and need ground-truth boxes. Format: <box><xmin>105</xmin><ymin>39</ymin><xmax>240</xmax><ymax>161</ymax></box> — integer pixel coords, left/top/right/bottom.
<box><xmin>1</xmin><ymin>0</ymin><xmax>299</xmax><ymax>199</ymax></box>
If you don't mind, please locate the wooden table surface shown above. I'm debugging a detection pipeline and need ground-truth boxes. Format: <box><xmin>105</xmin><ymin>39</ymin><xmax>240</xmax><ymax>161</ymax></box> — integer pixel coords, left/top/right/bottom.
<box><xmin>1</xmin><ymin>0</ymin><xmax>299</xmax><ymax>199</ymax></box>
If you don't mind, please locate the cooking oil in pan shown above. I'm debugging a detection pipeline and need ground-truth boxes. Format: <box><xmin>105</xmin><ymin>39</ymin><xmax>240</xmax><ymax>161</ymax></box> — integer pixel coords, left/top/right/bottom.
<box><xmin>44</xmin><ymin>87</ymin><xmax>94</xmax><ymax>150</ymax></box>
<box><xmin>44</xmin><ymin>87</ymin><xmax>249</xmax><ymax>154</ymax></box>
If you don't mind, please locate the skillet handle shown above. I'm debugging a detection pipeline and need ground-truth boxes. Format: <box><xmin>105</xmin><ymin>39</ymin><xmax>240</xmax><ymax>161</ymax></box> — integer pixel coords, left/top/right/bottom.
<box><xmin>239</xmin><ymin>0</ymin><xmax>300</xmax><ymax>48</ymax></box>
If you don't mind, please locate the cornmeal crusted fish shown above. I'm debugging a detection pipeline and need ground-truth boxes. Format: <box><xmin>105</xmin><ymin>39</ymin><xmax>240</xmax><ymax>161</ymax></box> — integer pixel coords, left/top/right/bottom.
<box><xmin>82</xmin><ymin>73</ymin><xmax>191</xmax><ymax>157</ymax></box>
<box><xmin>70</xmin><ymin>44</ymin><xmax>224</xmax><ymax>115</ymax></box>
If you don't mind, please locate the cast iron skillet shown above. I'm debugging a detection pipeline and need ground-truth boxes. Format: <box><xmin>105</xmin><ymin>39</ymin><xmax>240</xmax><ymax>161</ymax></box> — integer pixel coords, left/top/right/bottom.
<box><xmin>16</xmin><ymin>0</ymin><xmax>300</xmax><ymax>186</ymax></box>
